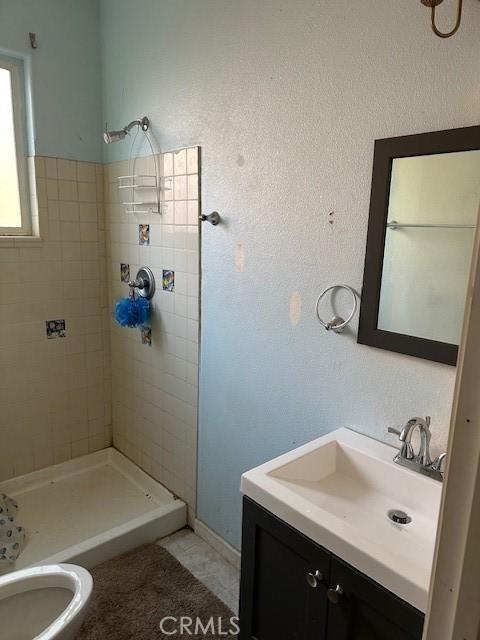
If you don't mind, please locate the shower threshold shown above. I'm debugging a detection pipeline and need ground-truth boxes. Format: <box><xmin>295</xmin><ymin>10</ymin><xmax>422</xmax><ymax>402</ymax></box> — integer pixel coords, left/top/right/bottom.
<box><xmin>0</xmin><ymin>448</ymin><xmax>186</xmax><ymax>573</ymax></box>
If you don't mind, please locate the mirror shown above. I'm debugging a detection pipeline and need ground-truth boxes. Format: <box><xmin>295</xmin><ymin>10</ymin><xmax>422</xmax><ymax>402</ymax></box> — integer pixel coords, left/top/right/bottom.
<box><xmin>358</xmin><ymin>126</ymin><xmax>480</xmax><ymax>366</ymax></box>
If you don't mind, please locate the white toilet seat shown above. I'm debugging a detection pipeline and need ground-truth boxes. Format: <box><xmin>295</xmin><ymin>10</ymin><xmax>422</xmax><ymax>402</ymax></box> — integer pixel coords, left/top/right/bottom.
<box><xmin>0</xmin><ymin>563</ymin><xmax>93</xmax><ymax>639</ymax></box>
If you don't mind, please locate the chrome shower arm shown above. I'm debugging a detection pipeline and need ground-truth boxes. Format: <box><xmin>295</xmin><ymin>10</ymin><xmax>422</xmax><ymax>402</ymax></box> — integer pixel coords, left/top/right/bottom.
<box><xmin>123</xmin><ymin>116</ymin><xmax>149</xmax><ymax>135</ymax></box>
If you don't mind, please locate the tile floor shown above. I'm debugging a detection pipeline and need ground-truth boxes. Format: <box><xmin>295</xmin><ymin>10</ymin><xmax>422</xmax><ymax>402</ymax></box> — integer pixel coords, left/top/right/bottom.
<box><xmin>158</xmin><ymin>528</ymin><xmax>240</xmax><ymax>614</ymax></box>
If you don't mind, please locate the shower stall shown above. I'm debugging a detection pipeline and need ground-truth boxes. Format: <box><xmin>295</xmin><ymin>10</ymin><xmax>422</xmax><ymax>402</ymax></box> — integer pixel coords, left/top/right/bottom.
<box><xmin>0</xmin><ymin>137</ymin><xmax>201</xmax><ymax>572</ymax></box>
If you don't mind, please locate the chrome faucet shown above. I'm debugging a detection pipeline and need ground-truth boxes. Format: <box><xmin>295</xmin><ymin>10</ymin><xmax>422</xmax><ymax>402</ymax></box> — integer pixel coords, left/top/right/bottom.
<box><xmin>388</xmin><ymin>416</ymin><xmax>446</xmax><ymax>481</ymax></box>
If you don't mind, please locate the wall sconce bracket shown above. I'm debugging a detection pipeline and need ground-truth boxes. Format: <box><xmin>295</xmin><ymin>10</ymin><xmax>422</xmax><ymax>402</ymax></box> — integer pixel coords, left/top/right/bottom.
<box><xmin>421</xmin><ymin>0</ymin><xmax>464</xmax><ymax>38</ymax></box>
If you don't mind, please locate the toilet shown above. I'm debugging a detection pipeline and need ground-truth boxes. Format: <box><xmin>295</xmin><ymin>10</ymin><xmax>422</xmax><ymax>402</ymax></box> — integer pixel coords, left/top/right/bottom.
<box><xmin>0</xmin><ymin>563</ymin><xmax>93</xmax><ymax>640</ymax></box>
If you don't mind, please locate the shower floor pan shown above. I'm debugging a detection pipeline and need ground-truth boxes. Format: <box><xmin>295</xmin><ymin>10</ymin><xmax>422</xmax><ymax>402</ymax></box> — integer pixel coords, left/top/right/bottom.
<box><xmin>0</xmin><ymin>448</ymin><xmax>186</xmax><ymax>573</ymax></box>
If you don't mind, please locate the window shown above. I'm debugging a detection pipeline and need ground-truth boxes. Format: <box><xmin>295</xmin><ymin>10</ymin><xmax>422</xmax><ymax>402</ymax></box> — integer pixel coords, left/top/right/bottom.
<box><xmin>0</xmin><ymin>56</ymin><xmax>31</xmax><ymax>235</ymax></box>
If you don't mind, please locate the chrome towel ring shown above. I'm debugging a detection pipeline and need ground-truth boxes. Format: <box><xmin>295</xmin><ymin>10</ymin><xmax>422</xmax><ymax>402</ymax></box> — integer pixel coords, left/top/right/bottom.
<box><xmin>315</xmin><ymin>284</ymin><xmax>358</xmax><ymax>332</ymax></box>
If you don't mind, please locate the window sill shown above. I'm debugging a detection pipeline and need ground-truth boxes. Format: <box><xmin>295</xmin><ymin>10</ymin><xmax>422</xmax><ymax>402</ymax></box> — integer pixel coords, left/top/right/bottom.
<box><xmin>0</xmin><ymin>235</ymin><xmax>43</xmax><ymax>248</ymax></box>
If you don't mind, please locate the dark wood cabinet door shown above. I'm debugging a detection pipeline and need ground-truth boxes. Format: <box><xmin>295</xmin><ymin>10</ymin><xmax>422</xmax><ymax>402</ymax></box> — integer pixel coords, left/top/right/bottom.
<box><xmin>239</xmin><ymin>498</ymin><xmax>330</xmax><ymax>640</ymax></box>
<box><xmin>325</xmin><ymin>557</ymin><xmax>424</xmax><ymax>640</ymax></box>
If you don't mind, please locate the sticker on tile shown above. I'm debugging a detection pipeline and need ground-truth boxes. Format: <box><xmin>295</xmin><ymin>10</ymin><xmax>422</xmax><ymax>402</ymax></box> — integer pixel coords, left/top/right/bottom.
<box><xmin>140</xmin><ymin>326</ymin><xmax>152</xmax><ymax>346</ymax></box>
<box><xmin>162</xmin><ymin>269</ymin><xmax>175</xmax><ymax>292</ymax></box>
<box><xmin>139</xmin><ymin>224</ymin><xmax>150</xmax><ymax>246</ymax></box>
<box><xmin>120</xmin><ymin>263</ymin><xmax>130</xmax><ymax>283</ymax></box>
<box><xmin>46</xmin><ymin>319</ymin><xmax>66</xmax><ymax>339</ymax></box>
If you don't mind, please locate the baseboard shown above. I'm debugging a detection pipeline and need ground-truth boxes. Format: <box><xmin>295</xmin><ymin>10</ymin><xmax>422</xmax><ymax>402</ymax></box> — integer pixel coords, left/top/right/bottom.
<box><xmin>194</xmin><ymin>519</ymin><xmax>241</xmax><ymax>570</ymax></box>
<box><xmin>187</xmin><ymin>506</ymin><xmax>196</xmax><ymax>529</ymax></box>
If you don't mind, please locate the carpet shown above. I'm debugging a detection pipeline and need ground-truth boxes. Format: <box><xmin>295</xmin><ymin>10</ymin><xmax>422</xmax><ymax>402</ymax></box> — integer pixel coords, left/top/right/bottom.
<box><xmin>76</xmin><ymin>543</ymin><xmax>238</xmax><ymax>640</ymax></box>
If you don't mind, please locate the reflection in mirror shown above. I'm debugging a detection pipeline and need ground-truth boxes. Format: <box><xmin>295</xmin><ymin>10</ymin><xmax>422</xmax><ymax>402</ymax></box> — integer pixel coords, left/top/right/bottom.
<box><xmin>378</xmin><ymin>151</ymin><xmax>480</xmax><ymax>345</ymax></box>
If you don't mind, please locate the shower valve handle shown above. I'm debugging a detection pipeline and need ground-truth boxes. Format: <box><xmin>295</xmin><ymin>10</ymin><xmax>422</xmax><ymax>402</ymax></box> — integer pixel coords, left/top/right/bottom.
<box><xmin>126</xmin><ymin>267</ymin><xmax>156</xmax><ymax>300</ymax></box>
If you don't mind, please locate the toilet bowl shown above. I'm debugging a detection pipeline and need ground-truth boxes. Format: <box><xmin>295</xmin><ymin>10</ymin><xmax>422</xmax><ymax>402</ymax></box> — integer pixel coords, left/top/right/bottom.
<box><xmin>0</xmin><ymin>563</ymin><xmax>93</xmax><ymax>640</ymax></box>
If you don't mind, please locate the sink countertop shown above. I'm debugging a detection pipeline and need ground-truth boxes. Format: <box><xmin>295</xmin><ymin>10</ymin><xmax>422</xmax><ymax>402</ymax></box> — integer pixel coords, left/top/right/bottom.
<box><xmin>240</xmin><ymin>427</ymin><xmax>442</xmax><ymax>612</ymax></box>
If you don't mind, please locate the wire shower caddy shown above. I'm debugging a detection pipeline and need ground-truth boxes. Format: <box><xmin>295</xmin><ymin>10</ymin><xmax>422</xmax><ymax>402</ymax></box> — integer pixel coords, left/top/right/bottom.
<box><xmin>116</xmin><ymin>124</ymin><xmax>170</xmax><ymax>215</ymax></box>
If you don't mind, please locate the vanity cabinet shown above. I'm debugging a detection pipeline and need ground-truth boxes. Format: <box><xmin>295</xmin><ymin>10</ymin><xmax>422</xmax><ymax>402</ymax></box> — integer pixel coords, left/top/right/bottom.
<box><xmin>239</xmin><ymin>497</ymin><xmax>424</xmax><ymax>640</ymax></box>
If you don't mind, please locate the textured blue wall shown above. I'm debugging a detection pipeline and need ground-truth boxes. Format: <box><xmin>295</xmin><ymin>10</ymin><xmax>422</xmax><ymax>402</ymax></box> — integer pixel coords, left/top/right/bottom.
<box><xmin>0</xmin><ymin>0</ymin><xmax>103</xmax><ymax>162</ymax></box>
<box><xmin>99</xmin><ymin>0</ymin><xmax>479</xmax><ymax>548</ymax></box>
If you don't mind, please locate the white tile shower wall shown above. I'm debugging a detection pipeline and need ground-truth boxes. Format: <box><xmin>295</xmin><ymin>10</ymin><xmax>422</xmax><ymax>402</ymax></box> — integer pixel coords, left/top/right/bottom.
<box><xmin>105</xmin><ymin>147</ymin><xmax>200</xmax><ymax>509</ymax></box>
<box><xmin>0</xmin><ymin>157</ymin><xmax>111</xmax><ymax>481</ymax></box>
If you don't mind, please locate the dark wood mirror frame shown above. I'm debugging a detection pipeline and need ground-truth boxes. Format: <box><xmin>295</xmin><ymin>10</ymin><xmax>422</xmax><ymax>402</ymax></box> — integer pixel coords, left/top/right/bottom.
<box><xmin>358</xmin><ymin>125</ymin><xmax>480</xmax><ymax>367</ymax></box>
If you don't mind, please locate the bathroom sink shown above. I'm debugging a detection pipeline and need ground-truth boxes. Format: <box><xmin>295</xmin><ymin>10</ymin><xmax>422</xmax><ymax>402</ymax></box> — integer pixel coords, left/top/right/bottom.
<box><xmin>241</xmin><ymin>428</ymin><xmax>442</xmax><ymax>612</ymax></box>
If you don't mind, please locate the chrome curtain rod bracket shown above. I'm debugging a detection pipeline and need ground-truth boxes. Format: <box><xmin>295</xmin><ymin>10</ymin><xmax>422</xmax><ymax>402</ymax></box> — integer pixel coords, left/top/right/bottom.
<box><xmin>200</xmin><ymin>211</ymin><xmax>221</xmax><ymax>226</ymax></box>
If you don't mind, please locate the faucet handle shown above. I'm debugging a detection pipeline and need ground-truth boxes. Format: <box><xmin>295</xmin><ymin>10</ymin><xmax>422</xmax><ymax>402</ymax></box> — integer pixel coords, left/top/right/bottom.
<box><xmin>388</xmin><ymin>427</ymin><xmax>401</xmax><ymax>438</ymax></box>
<box><xmin>387</xmin><ymin>427</ymin><xmax>414</xmax><ymax>460</ymax></box>
<box><xmin>431</xmin><ymin>452</ymin><xmax>447</xmax><ymax>473</ymax></box>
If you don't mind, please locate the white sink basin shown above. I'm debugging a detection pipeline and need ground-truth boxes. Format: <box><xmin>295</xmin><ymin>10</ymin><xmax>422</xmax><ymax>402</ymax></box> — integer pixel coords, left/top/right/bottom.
<box><xmin>241</xmin><ymin>427</ymin><xmax>442</xmax><ymax>612</ymax></box>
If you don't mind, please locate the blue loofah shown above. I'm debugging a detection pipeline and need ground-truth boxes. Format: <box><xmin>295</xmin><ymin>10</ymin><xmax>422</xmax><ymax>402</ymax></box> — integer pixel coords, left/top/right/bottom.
<box><xmin>114</xmin><ymin>296</ymin><xmax>150</xmax><ymax>328</ymax></box>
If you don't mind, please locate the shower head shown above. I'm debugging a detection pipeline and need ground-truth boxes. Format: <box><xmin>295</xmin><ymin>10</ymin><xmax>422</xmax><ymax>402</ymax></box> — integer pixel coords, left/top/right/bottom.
<box><xmin>103</xmin><ymin>116</ymin><xmax>150</xmax><ymax>144</ymax></box>
<box><xmin>103</xmin><ymin>129</ymin><xmax>128</xmax><ymax>144</ymax></box>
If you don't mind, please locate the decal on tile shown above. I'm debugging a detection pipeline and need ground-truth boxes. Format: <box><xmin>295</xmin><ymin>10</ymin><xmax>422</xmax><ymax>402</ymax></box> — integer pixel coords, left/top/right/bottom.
<box><xmin>120</xmin><ymin>263</ymin><xmax>130</xmax><ymax>282</ymax></box>
<box><xmin>141</xmin><ymin>326</ymin><xmax>152</xmax><ymax>346</ymax></box>
<box><xmin>139</xmin><ymin>224</ymin><xmax>150</xmax><ymax>246</ymax></box>
<box><xmin>162</xmin><ymin>269</ymin><xmax>175</xmax><ymax>292</ymax></box>
<box><xmin>46</xmin><ymin>319</ymin><xmax>66</xmax><ymax>339</ymax></box>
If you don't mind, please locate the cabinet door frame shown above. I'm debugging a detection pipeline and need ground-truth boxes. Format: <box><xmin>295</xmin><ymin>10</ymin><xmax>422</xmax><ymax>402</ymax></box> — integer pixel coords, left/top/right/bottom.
<box><xmin>239</xmin><ymin>497</ymin><xmax>331</xmax><ymax>640</ymax></box>
<box><xmin>326</xmin><ymin>556</ymin><xmax>424</xmax><ymax>640</ymax></box>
